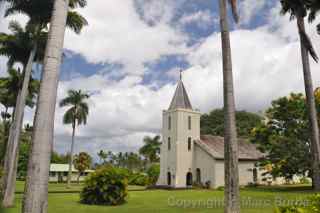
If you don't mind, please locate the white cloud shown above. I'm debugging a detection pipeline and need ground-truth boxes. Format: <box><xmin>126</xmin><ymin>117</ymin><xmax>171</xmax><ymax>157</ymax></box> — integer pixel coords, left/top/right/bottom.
<box><xmin>64</xmin><ymin>0</ymin><xmax>188</xmax><ymax>76</ymax></box>
<box><xmin>179</xmin><ymin>10</ymin><xmax>216</xmax><ymax>29</ymax></box>
<box><xmin>239</xmin><ymin>0</ymin><xmax>267</xmax><ymax>25</ymax></box>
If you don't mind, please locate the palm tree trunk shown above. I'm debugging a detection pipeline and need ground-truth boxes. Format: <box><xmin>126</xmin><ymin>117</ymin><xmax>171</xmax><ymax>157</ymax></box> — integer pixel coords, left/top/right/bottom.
<box><xmin>22</xmin><ymin>0</ymin><xmax>69</xmax><ymax>212</ymax></box>
<box><xmin>219</xmin><ymin>0</ymin><xmax>240</xmax><ymax>212</ymax></box>
<box><xmin>1</xmin><ymin>43</ymin><xmax>37</xmax><ymax>208</ymax></box>
<box><xmin>297</xmin><ymin>16</ymin><xmax>320</xmax><ymax>191</ymax></box>
<box><xmin>67</xmin><ymin>123</ymin><xmax>76</xmax><ymax>188</ymax></box>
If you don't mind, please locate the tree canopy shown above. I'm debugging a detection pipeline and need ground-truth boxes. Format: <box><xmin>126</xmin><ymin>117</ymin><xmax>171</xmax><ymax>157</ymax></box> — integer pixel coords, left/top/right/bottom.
<box><xmin>251</xmin><ymin>93</ymin><xmax>312</xmax><ymax>179</ymax></box>
<box><xmin>200</xmin><ymin>109</ymin><xmax>263</xmax><ymax>138</ymax></box>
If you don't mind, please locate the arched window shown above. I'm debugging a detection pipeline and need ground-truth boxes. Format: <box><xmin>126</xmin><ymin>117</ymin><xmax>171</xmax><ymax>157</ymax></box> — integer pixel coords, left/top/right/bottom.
<box><xmin>188</xmin><ymin>116</ymin><xmax>191</xmax><ymax>130</ymax></box>
<box><xmin>188</xmin><ymin>137</ymin><xmax>192</xmax><ymax>151</ymax></box>
<box><xmin>253</xmin><ymin>168</ymin><xmax>258</xmax><ymax>183</ymax></box>
<box><xmin>168</xmin><ymin>137</ymin><xmax>171</xmax><ymax>150</ymax></box>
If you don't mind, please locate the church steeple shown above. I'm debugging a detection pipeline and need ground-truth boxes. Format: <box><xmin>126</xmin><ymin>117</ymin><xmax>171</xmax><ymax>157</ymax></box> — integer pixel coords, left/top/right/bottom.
<box><xmin>168</xmin><ymin>71</ymin><xmax>193</xmax><ymax>110</ymax></box>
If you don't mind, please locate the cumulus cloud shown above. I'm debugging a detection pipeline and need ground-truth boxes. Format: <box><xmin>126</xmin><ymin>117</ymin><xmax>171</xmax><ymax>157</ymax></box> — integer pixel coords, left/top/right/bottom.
<box><xmin>179</xmin><ymin>10</ymin><xmax>216</xmax><ymax>29</ymax></box>
<box><xmin>63</xmin><ymin>0</ymin><xmax>188</xmax><ymax>76</ymax></box>
<box><xmin>239</xmin><ymin>0</ymin><xmax>267</xmax><ymax>25</ymax></box>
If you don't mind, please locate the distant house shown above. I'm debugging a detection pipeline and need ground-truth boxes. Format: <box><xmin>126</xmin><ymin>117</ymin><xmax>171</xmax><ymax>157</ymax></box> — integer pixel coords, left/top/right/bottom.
<box><xmin>49</xmin><ymin>164</ymin><xmax>94</xmax><ymax>182</ymax></box>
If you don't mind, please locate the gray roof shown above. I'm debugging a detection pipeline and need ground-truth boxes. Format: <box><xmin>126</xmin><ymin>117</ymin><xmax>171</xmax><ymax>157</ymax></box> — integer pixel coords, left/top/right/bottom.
<box><xmin>195</xmin><ymin>135</ymin><xmax>264</xmax><ymax>161</ymax></box>
<box><xmin>169</xmin><ymin>79</ymin><xmax>193</xmax><ymax>110</ymax></box>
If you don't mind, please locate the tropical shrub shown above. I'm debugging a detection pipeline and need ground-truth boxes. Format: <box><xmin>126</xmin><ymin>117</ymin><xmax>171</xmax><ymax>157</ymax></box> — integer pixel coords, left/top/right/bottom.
<box><xmin>80</xmin><ymin>166</ymin><xmax>128</xmax><ymax>206</ymax></box>
<box><xmin>128</xmin><ymin>172</ymin><xmax>148</xmax><ymax>186</ymax></box>
<box><xmin>146</xmin><ymin>164</ymin><xmax>160</xmax><ymax>186</ymax></box>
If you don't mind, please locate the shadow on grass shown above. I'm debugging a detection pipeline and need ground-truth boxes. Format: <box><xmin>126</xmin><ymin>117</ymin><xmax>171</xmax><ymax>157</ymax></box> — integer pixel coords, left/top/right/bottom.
<box><xmin>243</xmin><ymin>184</ymin><xmax>314</xmax><ymax>193</ymax></box>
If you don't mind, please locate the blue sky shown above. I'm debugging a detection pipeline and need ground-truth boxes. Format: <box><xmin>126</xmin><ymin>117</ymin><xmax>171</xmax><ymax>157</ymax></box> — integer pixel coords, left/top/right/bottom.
<box><xmin>1</xmin><ymin>0</ymin><xmax>320</xmax><ymax>159</ymax></box>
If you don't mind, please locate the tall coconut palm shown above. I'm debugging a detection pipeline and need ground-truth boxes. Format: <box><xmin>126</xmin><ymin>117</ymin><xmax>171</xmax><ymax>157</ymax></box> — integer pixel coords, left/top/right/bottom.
<box><xmin>0</xmin><ymin>21</ymin><xmax>44</xmax><ymax>207</ymax></box>
<box><xmin>1</xmin><ymin>0</ymin><xmax>88</xmax><ymax>207</ymax></box>
<box><xmin>280</xmin><ymin>0</ymin><xmax>320</xmax><ymax>191</ymax></box>
<box><xmin>22</xmin><ymin>0</ymin><xmax>71</xmax><ymax>211</ymax></box>
<box><xmin>218</xmin><ymin>0</ymin><xmax>240</xmax><ymax>212</ymax></box>
<box><xmin>60</xmin><ymin>90</ymin><xmax>89</xmax><ymax>188</ymax></box>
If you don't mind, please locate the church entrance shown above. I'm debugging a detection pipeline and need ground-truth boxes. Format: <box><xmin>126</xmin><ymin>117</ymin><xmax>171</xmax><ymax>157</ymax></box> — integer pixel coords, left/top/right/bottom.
<box><xmin>186</xmin><ymin>172</ymin><xmax>193</xmax><ymax>187</ymax></box>
<box><xmin>167</xmin><ymin>172</ymin><xmax>171</xmax><ymax>186</ymax></box>
<box><xmin>196</xmin><ymin>168</ymin><xmax>201</xmax><ymax>184</ymax></box>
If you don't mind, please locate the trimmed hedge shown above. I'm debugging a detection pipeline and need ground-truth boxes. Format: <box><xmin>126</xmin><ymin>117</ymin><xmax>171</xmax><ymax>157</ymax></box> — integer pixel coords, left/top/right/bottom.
<box><xmin>80</xmin><ymin>166</ymin><xmax>128</xmax><ymax>206</ymax></box>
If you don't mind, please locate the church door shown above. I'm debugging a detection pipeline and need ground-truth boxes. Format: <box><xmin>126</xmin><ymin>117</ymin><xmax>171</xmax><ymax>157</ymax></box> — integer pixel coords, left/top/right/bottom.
<box><xmin>186</xmin><ymin>172</ymin><xmax>193</xmax><ymax>186</ymax></box>
<box><xmin>167</xmin><ymin>172</ymin><xmax>171</xmax><ymax>186</ymax></box>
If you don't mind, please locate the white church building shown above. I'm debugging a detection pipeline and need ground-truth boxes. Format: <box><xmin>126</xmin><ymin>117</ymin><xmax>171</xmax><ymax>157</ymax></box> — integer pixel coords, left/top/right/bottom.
<box><xmin>157</xmin><ymin>77</ymin><xmax>265</xmax><ymax>189</ymax></box>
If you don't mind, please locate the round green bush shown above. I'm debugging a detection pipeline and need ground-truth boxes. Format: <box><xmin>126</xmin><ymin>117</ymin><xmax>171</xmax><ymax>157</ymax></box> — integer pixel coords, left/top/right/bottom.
<box><xmin>80</xmin><ymin>166</ymin><xmax>128</xmax><ymax>206</ymax></box>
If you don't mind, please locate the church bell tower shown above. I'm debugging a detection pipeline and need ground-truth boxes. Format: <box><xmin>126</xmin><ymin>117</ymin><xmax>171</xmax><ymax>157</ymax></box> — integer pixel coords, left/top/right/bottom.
<box><xmin>157</xmin><ymin>73</ymin><xmax>201</xmax><ymax>188</ymax></box>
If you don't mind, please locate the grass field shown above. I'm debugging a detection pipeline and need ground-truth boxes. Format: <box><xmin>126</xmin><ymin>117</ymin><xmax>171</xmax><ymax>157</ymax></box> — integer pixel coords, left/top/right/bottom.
<box><xmin>1</xmin><ymin>183</ymin><xmax>316</xmax><ymax>213</ymax></box>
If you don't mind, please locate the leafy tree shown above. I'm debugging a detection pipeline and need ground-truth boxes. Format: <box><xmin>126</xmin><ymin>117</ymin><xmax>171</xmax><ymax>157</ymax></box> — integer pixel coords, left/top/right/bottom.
<box><xmin>51</xmin><ymin>152</ymin><xmax>69</xmax><ymax>164</ymax></box>
<box><xmin>60</xmin><ymin>90</ymin><xmax>90</xmax><ymax>188</ymax></box>
<box><xmin>280</xmin><ymin>0</ymin><xmax>320</xmax><ymax>191</ymax></box>
<box><xmin>139</xmin><ymin>135</ymin><xmax>161</xmax><ymax>165</ymax></box>
<box><xmin>200</xmin><ymin>109</ymin><xmax>263</xmax><ymax>138</ymax></box>
<box><xmin>73</xmin><ymin>152</ymin><xmax>92</xmax><ymax>184</ymax></box>
<box><xmin>218</xmin><ymin>0</ymin><xmax>240</xmax><ymax>210</ymax></box>
<box><xmin>251</xmin><ymin>93</ymin><xmax>311</xmax><ymax>180</ymax></box>
<box><xmin>147</xmin><ymin>164</ymin><xmax>160</xmax><ymax>186</ymax></box>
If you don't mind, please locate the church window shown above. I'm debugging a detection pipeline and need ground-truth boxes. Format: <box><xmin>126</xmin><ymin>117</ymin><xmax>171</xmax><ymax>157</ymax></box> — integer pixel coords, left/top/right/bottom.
<box><xmin>188</xmin><ymin>137</ymin><xmax>192</xmax><ymax>151</ymax></box>
<box><xmin>188</xmin><ymin>116</ymin><xmax>191</xmax><ymax>130</ymax></box>
<box><xmin>168</xmin><ymin>116</ymin><xmax>171</xmax><ymax>130</ymax></box>
<box><xmin>168</xmin><ymin>137</ymin><xmax>171</xmax><ymax>150</ymax></box>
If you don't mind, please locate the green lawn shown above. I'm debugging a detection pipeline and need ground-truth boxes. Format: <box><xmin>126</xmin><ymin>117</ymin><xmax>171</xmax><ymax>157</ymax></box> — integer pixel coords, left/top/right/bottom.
<box><xmin>2</xmin><ymin>183</ymin><xmax>316</xmax><ymax>213</ymax></box>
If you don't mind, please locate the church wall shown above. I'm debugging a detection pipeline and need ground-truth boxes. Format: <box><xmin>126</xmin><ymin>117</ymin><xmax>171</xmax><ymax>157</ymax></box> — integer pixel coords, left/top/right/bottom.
<box><xmin>214</xmin><ymin>160</ymin><xmax>257</xmax><ymax>187</ymax></box>
<box><xmin>193</xmin><ymin>144</ymin><xmax>215</xmax><ymax>188</ymax></box>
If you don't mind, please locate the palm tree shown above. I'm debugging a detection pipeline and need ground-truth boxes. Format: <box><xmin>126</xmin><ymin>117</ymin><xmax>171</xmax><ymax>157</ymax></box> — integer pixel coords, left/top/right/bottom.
<box><xmin>22</xmin><ymin>0</ymin><xmax>75</xmax><ymax>211</ymax></box>
<box><xmin>0</xmin><ymin>21</ymin><xmax>44</xmax><ymax>207</ymax></box>
<box><xmin>60</xmin><ymin>90</ymin><xmax>89</xmax><ymax>188</ymax></box>
<box><xmin>1</xmin><ymin>0</ymin><xmax>88</xmax><ymax>207</ymax></box>
<box><xmin>307</xmin><ymin>0</ymin><xmax>320</xmax><ymax>34</ymax></box>
<box><xmin>139</xmin><ymin>135</ymin><xmax>161</xmax><ymax>166</ymax></box>
<box><xmin>218</xmin><ymin>0</ymin><xmax>240</xmax><ymax>212</ymax></box>
<box><xmin>280</xmin><ymin>0</ymin><xmax>320</xmax><ymax>191</ymax></box>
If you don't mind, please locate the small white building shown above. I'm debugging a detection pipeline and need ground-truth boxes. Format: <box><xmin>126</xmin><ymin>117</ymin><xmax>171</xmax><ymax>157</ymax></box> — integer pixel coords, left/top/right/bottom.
<box><xmin>157</xmin><ymin>77</ymin><xmax>265</xmax><ymax>189</ymax></box>
<box><xmin>49</xmin><ymin>164</ymin><xmax>94</xmax><ymax>182</ymax></box>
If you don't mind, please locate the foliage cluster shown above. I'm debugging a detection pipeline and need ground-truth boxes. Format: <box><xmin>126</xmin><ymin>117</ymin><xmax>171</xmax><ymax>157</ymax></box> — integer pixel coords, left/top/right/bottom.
<box><xmin>201</xmin><ymin>109</ymin><xmax>263</xmax><ymax>138</ymax></box>
<box><xmin>251</xmin><ymin>93</ymin><xmax>312</xmax><ymax>179</ymax></box>
<box><xmin>146</xmin><ymin>164</ymin><xmax>160</xmax><ymax>186</ymax></box>
<box><xmin>80</xmin><ymin>165</ymin><xmax>128</xmax><ymax>206</ymax></box>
